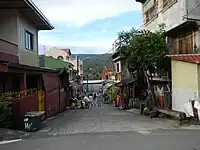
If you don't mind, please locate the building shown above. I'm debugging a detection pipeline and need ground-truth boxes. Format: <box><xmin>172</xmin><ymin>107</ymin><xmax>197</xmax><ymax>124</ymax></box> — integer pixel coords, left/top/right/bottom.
<box><xmin>0</xmin><ymin>0</ymin><xmax>54</xmax><ymax>66</ymax></box>
<box><xmin>168</xmin><ymin>54</ymin><xmax>200</xmax><ymax>119</ymax></box>
<box><xmin>111</xmin><ymin>49</ymin><xmax>136</xmax><ymax>109</ymax></box>
<box><xmin>137</xmin><ymin>0</ymin><xmax>200</xmax><ymax>55</ymax></box>
<box><xmin>39</xmin><ymin>55</ymin><xmax>74</xmax><ymax>80</ymax></box>
<box><xmin>136</xmin><ymin>0</ymin><xmax>200</xmax><ymax>114</ymax></box>
<box><xmin>0</xmin><ymin>0</ymin><xmax>72</xmax><ymax>129</ymax></box>
<box><xmin>101</xmin><ymin>66</ymin><xmax>115</xmax><ymax>81</ymax></box>
<box><xmin>44</xmin><ymin>47</ymin><xmax>71</xmax><ymax>61</ymax></box>
<box><xmin>44</xmin><ymin>47</ymin><xmax>83</xmax><ymax>75</ymax></box>
<box><xmin>69</xmin><ymin>57</ymin><xmax>84</xmax><ymax>76</ymax></box>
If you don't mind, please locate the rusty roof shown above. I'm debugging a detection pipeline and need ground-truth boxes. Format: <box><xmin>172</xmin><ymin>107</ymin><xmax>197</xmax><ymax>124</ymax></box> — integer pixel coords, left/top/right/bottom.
<box><xmin>167</xmin><ymin>54</ymin><xmax>200</xmax><ymax>64</ymax></box>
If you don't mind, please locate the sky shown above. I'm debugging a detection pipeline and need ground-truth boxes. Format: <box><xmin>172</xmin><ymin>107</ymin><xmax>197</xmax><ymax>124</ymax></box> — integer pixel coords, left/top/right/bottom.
<box><xmin>33</xmin><ymin>0</ymin><xmax>142</xmax><ymax>54</ymax></box>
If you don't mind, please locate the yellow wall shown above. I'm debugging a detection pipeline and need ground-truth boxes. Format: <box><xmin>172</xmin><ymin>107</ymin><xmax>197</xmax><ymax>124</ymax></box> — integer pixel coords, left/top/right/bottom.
<box><xmin>172</xmin><ymin>60</ymin><xmax>198</xmax><ymax>90</ymax></box>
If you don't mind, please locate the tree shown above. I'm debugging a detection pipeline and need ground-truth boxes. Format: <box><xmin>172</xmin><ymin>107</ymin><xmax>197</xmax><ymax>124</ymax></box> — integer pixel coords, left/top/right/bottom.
<box><xmin>115</xmin><ymin>26</ymin><xmax>170</xmax><ymax>108</ymax></box>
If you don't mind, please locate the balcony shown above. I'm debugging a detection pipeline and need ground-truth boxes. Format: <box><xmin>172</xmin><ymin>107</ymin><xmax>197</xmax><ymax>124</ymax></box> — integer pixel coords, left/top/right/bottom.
<box><xmin>0</xmin><ymin>39</ymin><xmax>19</xmax><ymax>63</ymax></box>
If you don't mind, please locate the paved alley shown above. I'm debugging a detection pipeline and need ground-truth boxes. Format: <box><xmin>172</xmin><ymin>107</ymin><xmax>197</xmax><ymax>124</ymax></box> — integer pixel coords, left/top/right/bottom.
<box><xmin>1</xmin><ymin>105</ymin><xmax>200</xmax><ymax>150</ymax></box>
<box><xmin>36</xmin><ymin>104</ymin><xmax>177</xmax><ymax>136</ymax></box>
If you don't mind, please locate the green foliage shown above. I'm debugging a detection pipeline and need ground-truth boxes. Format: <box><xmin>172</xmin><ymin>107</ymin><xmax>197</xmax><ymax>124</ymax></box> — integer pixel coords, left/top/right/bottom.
<box><xmin>115</xmin><ymin>26</ymin><xmax>169</xmax><ymax>107</ymax></box>
<box><xmin>115</xmin><ymin>27</ymin><xmax>169</xmax><ymax>74</ymax></box>
<box><xmin>0</xmin><ymin>98</ymin><xmax>11</xmax><ymax>127</ymax></box>
<box><xmin>72</xmin><ymin>54</ymin><xmax>113</xmax><ymax>80</ymax></box>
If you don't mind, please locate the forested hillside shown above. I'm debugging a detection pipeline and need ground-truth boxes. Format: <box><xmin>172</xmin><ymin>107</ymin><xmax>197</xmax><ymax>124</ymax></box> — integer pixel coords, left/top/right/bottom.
<box><xmin>72</xmin><ymin>54</ymin><xmax>113</xmax><ymax>80</ymax></box>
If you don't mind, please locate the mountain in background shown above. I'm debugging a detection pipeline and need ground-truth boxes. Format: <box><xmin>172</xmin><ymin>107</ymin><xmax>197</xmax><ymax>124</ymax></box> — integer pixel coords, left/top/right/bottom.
<box><xmin>72</xmin><ymin>54</ymin><xmax>113</xmax><ymax>80</ymax></box>
<box><xmin>38</xmin><ymin>44</ymin><xmax>114</xmax><ymax>80</ymax></box>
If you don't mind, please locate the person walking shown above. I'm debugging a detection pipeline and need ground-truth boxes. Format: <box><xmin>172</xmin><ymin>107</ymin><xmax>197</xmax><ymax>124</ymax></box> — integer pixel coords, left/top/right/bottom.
<box><xmin>93</xmin><ymin>92</ymin><xmax>97</xmax><ymax>107</ymax></box>
<box><xmin>97</xmin><ymin>92</ymin><xmax>102</xmax><ymax>107</ymax></box>
<box><xmin>89</xmin><ymin>94</ymin><xmax>93</xmax><ymax>107</ymax></box>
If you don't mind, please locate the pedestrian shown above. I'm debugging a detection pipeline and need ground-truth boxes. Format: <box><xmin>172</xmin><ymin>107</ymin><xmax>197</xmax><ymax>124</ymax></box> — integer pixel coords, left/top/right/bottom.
<box><xmin>97</xmin><ymin>92</ymin><xmax>102</xmax><ymax>107</ymax></box>
<box><xmin>83</xmin><ymin>95</ymin><xmax>91</xmax><ymax>108</ymax></box>
<box><xmin>89</xmin><ymin>94</ymin><xmax>93</xmax><ymax>107</ymax></box>
<box><xmin>93</xmin><ymin>92</ymin><xmax>97</xmax><ymax>107</ymax></box>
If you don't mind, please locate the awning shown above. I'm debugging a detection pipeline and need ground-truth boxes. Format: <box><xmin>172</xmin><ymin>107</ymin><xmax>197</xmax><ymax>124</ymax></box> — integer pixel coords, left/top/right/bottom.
<box><xmin>166</xmin><ymin>21</ymin><xmax>198</xmax><ymax>37</ymax></box>
<box><xmin>0</xmin><ymin>61</ymin><xmax>59</xmax><ymax>74</ymax></box>
<box><xmin>167</xmin><ymin>54</ymin><xmax>200</xmax><ymax>64</ymax></box>
<box><xmin>115</xmin><ymin>78</ymin><xmax>136</xmax><ymax>87</ymax></box>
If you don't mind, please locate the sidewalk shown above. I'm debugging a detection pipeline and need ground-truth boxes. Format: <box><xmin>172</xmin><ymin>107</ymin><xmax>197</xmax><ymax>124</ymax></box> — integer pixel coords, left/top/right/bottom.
<box><xmin>0</xmin><ymin>128</ymin><xmax>30</xmax><ymax>141</ymax></box>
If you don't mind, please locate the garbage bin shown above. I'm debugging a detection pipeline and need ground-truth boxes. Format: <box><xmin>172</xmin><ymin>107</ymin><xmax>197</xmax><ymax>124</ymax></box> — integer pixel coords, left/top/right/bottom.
<box><xmin>24</xmin><ymin>111</ymin><xmax>45</xmax><ymax>132</ymax></box>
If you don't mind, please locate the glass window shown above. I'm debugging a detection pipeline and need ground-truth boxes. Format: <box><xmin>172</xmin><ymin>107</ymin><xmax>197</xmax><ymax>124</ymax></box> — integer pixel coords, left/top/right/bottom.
<box><xmin>25</xmin><ymin>31</ymin><xmax>33</xmax><ymax>50</ymax></box>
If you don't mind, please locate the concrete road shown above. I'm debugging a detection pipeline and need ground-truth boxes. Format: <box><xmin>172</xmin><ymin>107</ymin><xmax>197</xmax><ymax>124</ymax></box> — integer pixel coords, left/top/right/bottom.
<box><xmin>1</xmin><ymin>105</ymin><xmax>200</xmax><ymax>150</ymax></box>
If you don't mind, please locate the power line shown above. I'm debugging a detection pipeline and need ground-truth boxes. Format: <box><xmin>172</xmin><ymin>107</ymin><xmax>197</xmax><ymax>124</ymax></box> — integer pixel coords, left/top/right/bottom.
<box><xmin>105</xmin><ymin>24</ymin><xmax>143</xmax><ymax>55</ymax></box>
<box><xmin>187</xmin><ymin>3</ymin><xmax>200</xmax><ymax>16</ymax></box>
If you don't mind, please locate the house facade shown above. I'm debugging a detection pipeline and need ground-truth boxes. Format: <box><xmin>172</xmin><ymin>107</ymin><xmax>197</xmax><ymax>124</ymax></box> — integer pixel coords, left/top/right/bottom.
<box><xmin>137</xmin><ymin>0</ymin><xmax>200</xmax><ymax>55</ymax></box>
<box><xmin>168</xmin><ymin>54</ymin><xmax>200</xmax><ymax>118</ymax></box>
<box><xmin>44</xmin><ymin>47</ymin><xmax>83</xmax><ymax>75</ymax></box>
<box><xmin>0</xmin><ymin>0</ymin><xmax>53</xmax><ymax>66</ymax></box>
<box><xmin>101</xmin><ymin>66</ymin><xmax>115</xmax><ymax>81</ymax></box>
<box><xmin>44</xmin><ymin>47</ymin><xmax>71</xmax><ymax>61</ymax></box>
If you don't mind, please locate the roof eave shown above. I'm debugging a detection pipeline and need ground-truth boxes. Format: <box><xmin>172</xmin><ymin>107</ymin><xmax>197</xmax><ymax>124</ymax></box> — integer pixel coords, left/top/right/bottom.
<box><xmin>25</xmin><ymin>0</ymin><xmax>54</xmax><ymax>30</ymax></box>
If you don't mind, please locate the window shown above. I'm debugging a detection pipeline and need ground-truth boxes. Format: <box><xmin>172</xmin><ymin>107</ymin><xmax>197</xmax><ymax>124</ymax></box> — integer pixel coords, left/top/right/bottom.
<box><xmin>25</xmin><ymin>31</ymin><xmax>33</xmax><ymax>50</ymax></box>
<box><xmin>143</xmin><ymin>1</ymin><xmax>158</xmax><ymax>24</ymax></box>
<box><xmin>116</xmin><ymin>63</ymin><xmax>120</xmax><ymax>72</ymax></box>
<box><xmin>176</xmin><ymin>32</ymin><xmax>194</xmax><ymax>54</ymax></box>
<box><xmin>57</xmin><ymin>56</ymin><xmax>64</xmax><ymax>60</ymax></box>
<box><xmin>163</xmin><ymin>0</ymin><xmax>174</xmax><ymax>8</ymax></box>
<box><xmin>106</xmin><ymin>75</ymin><xmax>109</xmax><ymax>80</ymax></box>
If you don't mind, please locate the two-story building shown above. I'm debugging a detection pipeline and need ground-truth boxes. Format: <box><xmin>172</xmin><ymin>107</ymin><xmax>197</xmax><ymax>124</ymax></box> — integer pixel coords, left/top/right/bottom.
<box><xmin>111</xmin><ymin>47</ymin><xmax>136</xmax><ymax>109</ymax></box>
<box><xmin>44</xmin><ymin>47</ymin><xmax>84</xmax><ymax>76</ymax></box>
<box><xmin>0</xmin><ymin>0</ymin><xmax>54</xmax><ymax>66</ymax></box>
<box><xmin>136</xmin><ymin>0</ymin><xmax>200</xmax><ymax>113</ymax></box>
<box><xmin>0</xmin><ymin>0</ymin><xmax>70</xmax><ymax>128</ymax></box>
<box><xmin>138</xmin><ymin>0</ymin><xmax>200</xmax><ymax>55</ymax></box>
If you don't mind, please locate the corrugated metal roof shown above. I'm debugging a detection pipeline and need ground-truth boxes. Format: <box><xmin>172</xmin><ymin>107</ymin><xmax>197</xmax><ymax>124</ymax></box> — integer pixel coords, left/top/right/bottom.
<box><xmin>167</xmin><ymin>54</ymin><xmax>200</xmax><ymax>64</ymax></box>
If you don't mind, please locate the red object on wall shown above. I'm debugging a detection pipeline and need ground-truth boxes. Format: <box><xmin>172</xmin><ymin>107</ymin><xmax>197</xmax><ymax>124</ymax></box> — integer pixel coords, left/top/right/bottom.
<box><xmin>11</xmin><ymin>94</ymin><xmax>38</xmax><ymax>129</ymax></box>
<box><xmin>42</xmin><ymin>73</ymin><xmax>60</xmax><ymax>118</ymax></box>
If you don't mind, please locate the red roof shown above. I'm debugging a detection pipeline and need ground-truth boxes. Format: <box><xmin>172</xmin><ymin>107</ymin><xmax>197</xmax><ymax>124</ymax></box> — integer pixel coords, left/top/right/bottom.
<box><xmin>167</xmin><ymin>54</ymin><xmax>200</xmax><ymax>63</ymax></box>
<box><xmin>61</xmin><ymin>49</ymin><xmax>71</xmax><ymax>55</ymax></box>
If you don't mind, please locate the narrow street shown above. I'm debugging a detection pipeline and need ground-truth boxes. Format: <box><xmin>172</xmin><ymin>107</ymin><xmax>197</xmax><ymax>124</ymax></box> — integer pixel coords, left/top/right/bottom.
<box><xmin>1</xmin><ymin>105</ymin><xmax>200</xmax><ymax>150</ymax></box>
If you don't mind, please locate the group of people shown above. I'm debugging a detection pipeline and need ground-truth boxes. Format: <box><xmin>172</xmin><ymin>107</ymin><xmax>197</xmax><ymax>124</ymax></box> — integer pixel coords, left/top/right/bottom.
<box><xmin>71</xmin><ymin>92</ymin><xmax>103</xmax><ymax>109</ymax></box>
<box><xmin>84</xmin><ymin>92</ymin><xmax>103</xmax><ymax>108</ymax></box>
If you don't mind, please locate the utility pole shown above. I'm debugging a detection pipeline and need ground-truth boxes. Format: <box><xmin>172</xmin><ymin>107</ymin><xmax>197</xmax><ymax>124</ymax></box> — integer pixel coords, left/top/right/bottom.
<box><xmin>86</xmin><ymin>74</ymin><xmax>89</xmax><ymax>95</ymax></box>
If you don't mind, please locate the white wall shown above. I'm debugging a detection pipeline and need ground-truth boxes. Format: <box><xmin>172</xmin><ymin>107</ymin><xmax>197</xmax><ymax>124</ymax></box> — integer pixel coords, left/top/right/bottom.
<box><xmin>114</xmin><ymin>61</ymin><xmax>121</xmax><ymax>72</ymax></box>
<box><xmin>143</xmin><ymin>0</ymin><xmax>186</xmax><ymax>32</ymax></box>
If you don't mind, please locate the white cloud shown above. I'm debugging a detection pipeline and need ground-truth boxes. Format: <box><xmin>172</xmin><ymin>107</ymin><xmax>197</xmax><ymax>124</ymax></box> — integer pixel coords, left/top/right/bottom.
<box><xmin>38</xmin><ymin>33</ymin><xmax>115</xmax><ymax>49</ymax></box>
<box><xmin>33</xmin><ymin>0</ymin><xmax>141</xmax><ymax>27</ymax></box>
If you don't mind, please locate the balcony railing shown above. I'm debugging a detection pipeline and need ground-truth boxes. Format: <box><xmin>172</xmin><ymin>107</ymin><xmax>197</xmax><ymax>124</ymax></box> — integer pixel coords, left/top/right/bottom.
<box><xmin>0</xmin><ymin>38</ymin><xmax>19</xmax><ymax>63</ymax></box>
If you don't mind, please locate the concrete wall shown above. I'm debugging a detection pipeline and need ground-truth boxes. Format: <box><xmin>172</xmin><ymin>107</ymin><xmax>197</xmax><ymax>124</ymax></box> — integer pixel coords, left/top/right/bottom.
<box><xmin>0</xmin><ymin>9</ymin><xmax>19</xmax><ymax>62</ymax></box>
<box><xmin>18</xmin><ymin>14</ymin><xmax>39</xmax><ymax>67</ymax></box>
<box><xmin>0</xmin><ymin>10</ymin><xmax>18</xmax><ymax>45</ymax></box>
<box><xmin>172</xmin><ymin>59</ymin><xmax>198</xmax><ymax>112</ymax></box>
<box><xmin>143</xmin><ymin>0</ymin><xmax>186</xmax><ymax>32</ymax></box>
